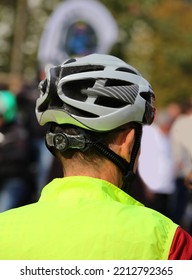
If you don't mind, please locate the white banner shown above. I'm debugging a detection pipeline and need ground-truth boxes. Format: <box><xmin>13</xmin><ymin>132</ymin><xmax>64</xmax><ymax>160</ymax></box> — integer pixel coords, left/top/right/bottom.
<box><xmin>38</xmin><ymin>0</ymin><xmax>118</xmax><ymax>68</ymax></box>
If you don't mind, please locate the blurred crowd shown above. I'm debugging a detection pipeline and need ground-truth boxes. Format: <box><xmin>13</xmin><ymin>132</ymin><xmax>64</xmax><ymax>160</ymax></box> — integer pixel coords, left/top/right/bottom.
<box><xmin>0</xmin><ymin>79</ymin><xmax>192</xmax><ymax>235</ymax></box>
<box><xmin>124</xmin><ymin>99</ymin><xmax>192</xmax><ymax>235</ymax></box>
<box><xmin>0</xmin><ymin>80</ymin><xmax>63</xmax><ymax>212</ymax></box>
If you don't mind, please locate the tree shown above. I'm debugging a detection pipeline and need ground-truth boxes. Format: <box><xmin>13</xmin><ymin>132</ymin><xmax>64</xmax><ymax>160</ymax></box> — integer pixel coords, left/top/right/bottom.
<box><xmin>1</xmin><ymin>0</ymin><xmax>192</xmax><ymax>107</ymax></box>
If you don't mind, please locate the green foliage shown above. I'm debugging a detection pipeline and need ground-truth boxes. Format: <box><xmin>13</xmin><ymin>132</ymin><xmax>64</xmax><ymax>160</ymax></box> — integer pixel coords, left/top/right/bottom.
<box><xmin>0</xmin><ymin>0</ymin><xmax>192</xmax><ymax>107</ymax></box>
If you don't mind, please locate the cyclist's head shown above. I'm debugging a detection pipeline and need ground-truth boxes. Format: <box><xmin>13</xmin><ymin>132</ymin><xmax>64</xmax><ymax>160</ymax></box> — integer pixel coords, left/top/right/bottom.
<box><xmin>0</xmin><ymin>90</ymin><xmax>17</xmax><ymax>123</ymax></box>
<box><xmin>35</xmin><ymin>53</ymin><xmax>156</xmax><ymax>189</ymax></box>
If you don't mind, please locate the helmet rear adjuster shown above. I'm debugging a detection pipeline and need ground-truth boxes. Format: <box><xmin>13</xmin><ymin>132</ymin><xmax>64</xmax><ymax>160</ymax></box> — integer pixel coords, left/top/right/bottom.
<box><xmin>46</xmin><ymin>132</ymin><xmax>88</xmax><ymax>152</ymax></box>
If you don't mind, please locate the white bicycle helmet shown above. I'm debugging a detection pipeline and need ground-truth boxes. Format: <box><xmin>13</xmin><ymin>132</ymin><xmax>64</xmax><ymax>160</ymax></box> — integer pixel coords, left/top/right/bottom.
<box><xmin>36</xmin><ymin>54</ymin><xmax>156</xmax><ymax>191</ymax></box>
<box><xmin>36</xmin><ymin>53</ymin><xmax>155</xmax><ymax>131</ymax></box>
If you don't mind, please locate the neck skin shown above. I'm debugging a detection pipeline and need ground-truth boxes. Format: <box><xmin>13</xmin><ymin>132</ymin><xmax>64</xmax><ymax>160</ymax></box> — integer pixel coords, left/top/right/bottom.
<box><xmin>59</xmin><ymin>128</ymin><xmax>139</xmax><ymax>189</ymax></box>
<box><xmin>62</xmin><ymin>156</ymin><xmax>123</xmax><ymax>187</ymax></box>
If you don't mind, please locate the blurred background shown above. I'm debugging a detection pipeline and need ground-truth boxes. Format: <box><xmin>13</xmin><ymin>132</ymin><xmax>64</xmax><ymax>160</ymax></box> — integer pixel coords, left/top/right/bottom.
<box><xmin>1</xmin><ymin>0</ymin><xmax>192</xmax><ymax>106</ymax></box>
<box><xmin>0</xmin><ymin>0</ymin><xmax>192</xmax><ymax>234</ymax></box>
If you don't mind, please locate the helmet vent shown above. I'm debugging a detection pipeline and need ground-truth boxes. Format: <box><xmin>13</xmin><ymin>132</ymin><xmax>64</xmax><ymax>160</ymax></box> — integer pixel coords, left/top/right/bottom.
<box><xmin>95</xmin><ymin>96</ymin><xmax>126</xmax><ymax>108</ymax></box>
<box><xmin>62</xmin><ymin>79</ymin><xmax>95</xmax><ymax>101</ymax></box>
<box><xmin>84</xmin><ymin>83</ymin><xmax>139</xmax><ymax>108</ymax></box>
<box><xmin>60</xmin><ymin>65</ymin><xmax>104</xmax><ymax>78</ymax></box>
<box><xmin>116</xmin><ymin>67</ymin><xmax>139</xmax><ymax>75</ymax></box>
<box><xmin>140</xmin><ymin>89</ymin><xmax>155</xmax><ymax>104</ymax></box>
<box><xmin>63</xmin><ymin>58</ymin><xmax>77</xmax><ymax>64</ymax></box>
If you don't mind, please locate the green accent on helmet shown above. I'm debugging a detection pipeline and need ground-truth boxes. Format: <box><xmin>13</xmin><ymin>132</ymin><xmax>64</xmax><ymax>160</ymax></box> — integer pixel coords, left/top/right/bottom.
<box><xmin>0</xmin><ymin>90</ymin><xmax>17</xmax><ymax>123</ymax></box>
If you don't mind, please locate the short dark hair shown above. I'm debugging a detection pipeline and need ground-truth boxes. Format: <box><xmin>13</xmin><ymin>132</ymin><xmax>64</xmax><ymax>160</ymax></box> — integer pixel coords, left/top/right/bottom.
<box><xmin>47</xmin><ymin>122</ymin><xmax>137</xmax><ymax>162</ymax></box>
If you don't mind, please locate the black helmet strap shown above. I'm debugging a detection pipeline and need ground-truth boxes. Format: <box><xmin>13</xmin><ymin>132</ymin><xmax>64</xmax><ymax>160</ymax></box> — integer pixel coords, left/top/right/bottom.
<box><xmin>122</xmin><ymin>123</ymin><xmax>142</xmax><ymax>192</ymax></box>
<box><xmin>92</xmin><ymin>123</ymin><xmax>142</xmax><ymax>193</ymax></box>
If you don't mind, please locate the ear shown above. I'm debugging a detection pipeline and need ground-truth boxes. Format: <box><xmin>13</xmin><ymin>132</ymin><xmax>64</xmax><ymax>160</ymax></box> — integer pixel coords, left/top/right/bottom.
<box><xmin>119</xmin><ymin>128</ymin><xmax>135</xmax><ymax>163</ymax></box>
<box><xmin>109</xmin><ymin>128</ymin><xmax>135</xmax><ymax>163</ymax></box>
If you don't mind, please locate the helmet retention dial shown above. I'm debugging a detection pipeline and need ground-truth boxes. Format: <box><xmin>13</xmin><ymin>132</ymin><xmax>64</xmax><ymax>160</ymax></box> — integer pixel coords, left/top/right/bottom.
<box><xmin>46</xmin><ymin>132</ymin><xmax>88</xmax><ymax>152</ymax></box>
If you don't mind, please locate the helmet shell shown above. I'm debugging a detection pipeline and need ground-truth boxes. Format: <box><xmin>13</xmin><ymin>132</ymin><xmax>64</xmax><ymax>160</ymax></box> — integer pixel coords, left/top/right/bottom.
<box><xmin>36</xmin><ymin>54</ymin><xmax>155</xmax><ymax>131</ymax></box>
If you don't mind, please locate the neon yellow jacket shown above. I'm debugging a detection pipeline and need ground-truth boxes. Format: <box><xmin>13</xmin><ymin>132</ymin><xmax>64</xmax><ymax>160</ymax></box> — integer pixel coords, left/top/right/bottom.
<box><xmin>0</xmin><ymin>176</ymin><xmax>177</xmax><ymax>260</ymax></box>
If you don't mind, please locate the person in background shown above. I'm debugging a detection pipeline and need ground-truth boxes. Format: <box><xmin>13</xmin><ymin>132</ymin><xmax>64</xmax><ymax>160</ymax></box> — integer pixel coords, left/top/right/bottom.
<box><xmin>167</xmin><ymin>102</ymin><xmax>182</xmax><ymax>123</ymax></box>
<box><xmin>0</xmin><ymin>54</ymin><xmax>192</xmax><ymax>260</ymax></box>
<box><xmin>170</xmin><ymin>100</ymin><xmax>192</xmax><ymax>233</ymax></box>
<box><xmin>138</xmin><ymin>108</ymin><xmax>176</xmax><ymax>218</ymax></box>
<box><xmin>16</xmin><ymin>74</ymin><xmax>55</xmax><ymax>199</ymax></box>
<box><xmin>0</xmin><ymin>90</ymin><xmax>32</xmax><ymax>212</ymax></box>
